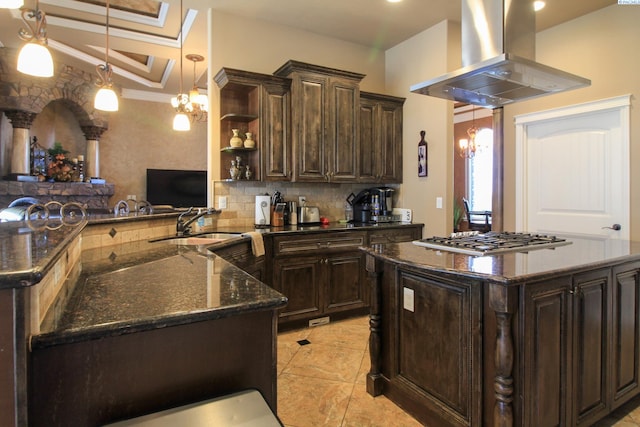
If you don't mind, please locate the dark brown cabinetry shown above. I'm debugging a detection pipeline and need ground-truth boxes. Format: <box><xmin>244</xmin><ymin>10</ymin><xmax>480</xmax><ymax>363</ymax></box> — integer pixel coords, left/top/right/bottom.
<box><xmin>274</xmin><ymin>61</ymin><xmax>364</xmax><ymax>183</ymax></box>
<box><xmin>359</xmin><ymin>92</ymin><xmax>405</xmax><ymax>183</ymax></box>
<box><xmin>214</xmin><ymin>68</ymin><xmax>291</xmax><ymax>182</ymax></box>
<box><xmin>265</xmin><ymin>225</ymin><xmax>423</xmax><ymax>327</ymax></box>
<box><xmin>267</xmin><ymin>231</ymin><xmax>367</xmax><ymax>324</ymax></box>
<box><xmin>366</xmin><ymin>247</ymin><xmax>640</xmax><ymax>427</ymax></box>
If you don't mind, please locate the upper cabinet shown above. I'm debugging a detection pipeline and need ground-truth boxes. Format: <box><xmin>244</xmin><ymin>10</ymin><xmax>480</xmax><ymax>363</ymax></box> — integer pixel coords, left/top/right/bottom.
<box><xmin>274</xmin><ymin>61</ymin><xmax>364</xmax><ymax>183</ymax></box>
<box><xmin>359</xmin><ymin>92</ymin><xmax>405</xmax><ymax>184</ymax></box>
<box><xmin>214</xmin><ymin>68</ymin><xmax>291</xmax><ymax>182</ymax></box>
<box><xmin>215</xmin><ymin>61</ymin><xmax>404</xmax><ymax>184</ymax></box>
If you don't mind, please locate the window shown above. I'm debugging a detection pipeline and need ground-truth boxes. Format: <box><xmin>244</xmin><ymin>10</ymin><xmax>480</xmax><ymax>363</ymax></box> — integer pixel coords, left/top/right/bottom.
<box><xmin>467</xmin><ymin>128</ymin><xmax>493</xmax><ymax>212</ymax></box>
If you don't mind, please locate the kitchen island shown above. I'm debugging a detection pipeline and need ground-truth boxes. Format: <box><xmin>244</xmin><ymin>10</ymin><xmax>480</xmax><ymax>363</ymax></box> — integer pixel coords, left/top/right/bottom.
<box><xmin>362</xmin><ymin>237</ymin><xmax>640</xmax><ymax>427</ymax></box>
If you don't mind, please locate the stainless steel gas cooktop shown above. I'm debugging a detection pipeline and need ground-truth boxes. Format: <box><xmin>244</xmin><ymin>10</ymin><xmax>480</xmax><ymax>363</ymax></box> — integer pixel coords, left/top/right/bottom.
<box><xmin>412</xmin><ymin>231</ymin><xmax>571</xmax><ymax>256</ymax></box>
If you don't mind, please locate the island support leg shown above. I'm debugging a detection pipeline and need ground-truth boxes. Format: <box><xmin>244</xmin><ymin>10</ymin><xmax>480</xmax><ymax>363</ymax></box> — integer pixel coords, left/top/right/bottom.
<box><xmin>366</xmin><ymin>253</ymin><xmax>384</xmax><ymax>396</ymax></box>
<box><xmin>489</xmin><ymin>283</ymin><xmax>517</xmax><ymax>427</ymax></box>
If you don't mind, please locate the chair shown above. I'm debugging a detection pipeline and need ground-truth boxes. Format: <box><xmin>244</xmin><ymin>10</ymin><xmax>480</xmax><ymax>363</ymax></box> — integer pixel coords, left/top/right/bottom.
<box><xmin>462</xmin><ymin>198</ymin><xmax>491</xmax><ymax>232</ymax></box>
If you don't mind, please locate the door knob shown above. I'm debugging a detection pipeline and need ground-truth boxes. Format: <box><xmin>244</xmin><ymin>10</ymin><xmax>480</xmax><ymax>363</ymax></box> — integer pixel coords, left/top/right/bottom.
<box><xmin>602</xmin><ymin>224</ymin><xmax>622</xmax><ymax>231</ymax></box>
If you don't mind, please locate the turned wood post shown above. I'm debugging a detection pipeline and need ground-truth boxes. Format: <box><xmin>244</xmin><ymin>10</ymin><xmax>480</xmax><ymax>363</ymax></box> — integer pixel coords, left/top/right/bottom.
<box><xmin>366</xmin><ymin>252</ymin><xmax>384</xmax><ymax>396</ymax></box>
<box><xmin>489</xmin><ymin>283</ymin><xmax>518</xmax><ymax>427</ymax></box>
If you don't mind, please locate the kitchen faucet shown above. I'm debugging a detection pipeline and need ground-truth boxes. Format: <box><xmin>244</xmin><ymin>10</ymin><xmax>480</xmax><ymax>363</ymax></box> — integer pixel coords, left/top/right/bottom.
<box><xmin>176</xmin><ymin>207</ymin><xmax>221</xmax><ymax>236</ymax></box>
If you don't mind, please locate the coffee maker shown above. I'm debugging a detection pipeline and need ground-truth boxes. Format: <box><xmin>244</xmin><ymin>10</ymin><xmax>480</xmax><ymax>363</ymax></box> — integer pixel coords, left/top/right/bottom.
<box><xmin>351</xmin><ymin>187</ymin><xmax>396</xmax><ymax>224</ymax></box>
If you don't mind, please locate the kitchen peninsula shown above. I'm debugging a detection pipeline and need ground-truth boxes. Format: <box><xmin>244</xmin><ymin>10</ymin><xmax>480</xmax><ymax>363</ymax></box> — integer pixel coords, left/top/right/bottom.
<box><xmin>0</xmin><ymin>216</ymin><xmax>287</xmax><ymax>427</ymax></box>
<box><xmin>362</xmin><ymin>237</ymin><xmax>640</xmax><ymax>427</ymax></box>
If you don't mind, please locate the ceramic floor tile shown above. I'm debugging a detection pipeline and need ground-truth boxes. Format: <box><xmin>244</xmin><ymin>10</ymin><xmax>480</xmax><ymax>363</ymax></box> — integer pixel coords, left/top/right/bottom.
<box><xmin>283</xmin><ymin>344</ymin><xmax>364</xmax><ymax>383</ymax></box>
<box><xmin>277</xmin><ymin>373</ymin><xmax>354</xmax><ymax>427</ymax></box>
<box><xmin>277</xmin><ymin>340</ymin><xmax>301</xmax><ymax>375</ymax></box>
<box><xmin>307</xmin><ymin>321</ymin><xmax>370</xmax><ymax>352</ymax></box>
<box><xmin>342</xmin><ymin>386</ymin><xmax>424</xmax><ymax>427</ymax></box>
<box><xmin>355</xmin><ymin>349</ymin><xmax>370</xmax><ymax>386</ymax></box>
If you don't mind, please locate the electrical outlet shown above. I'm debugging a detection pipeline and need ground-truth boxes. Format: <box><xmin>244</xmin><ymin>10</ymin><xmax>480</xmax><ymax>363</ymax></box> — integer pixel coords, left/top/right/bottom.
<box><xmin>298</xmin><ymin>196</ymin><xmax>307</xmax><ymax>205</ymax></box>
<box><xmin>218</xmin><ymin>196</ymin><xmax>228</xmax><ymax>209</ymax></box>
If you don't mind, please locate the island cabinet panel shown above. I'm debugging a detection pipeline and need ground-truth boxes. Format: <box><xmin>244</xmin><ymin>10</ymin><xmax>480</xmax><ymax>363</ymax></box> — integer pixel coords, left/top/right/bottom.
<box><xmin>379</xmin><ymin>267</ymin><xmax>482</xmax><ymax>427</ymax></box>
<box><xmin>611</xmin><ymin>262</ymin><xmax>640</xmax><ymax>409</ymax></box>
<box><xmin>29</xmin><ymin>310</ymin><xmax>278</xmax><ymax>427</ymax></box>
<box><xmin>359</xmin><ymin>92</ymin><xmax>405</xmax><ymax>184</ymax></box>
<box><xmin>572</xmin><ymin>269</ymin><xmax>611</xmax><ymax>426</ymax></box>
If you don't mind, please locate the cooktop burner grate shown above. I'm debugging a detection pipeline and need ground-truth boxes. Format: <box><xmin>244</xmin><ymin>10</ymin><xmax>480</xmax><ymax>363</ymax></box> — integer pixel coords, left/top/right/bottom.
<box><xmin>412</xmin><ymin>231</ymin><xmax>571</xmax><ymax>256</ymax></box>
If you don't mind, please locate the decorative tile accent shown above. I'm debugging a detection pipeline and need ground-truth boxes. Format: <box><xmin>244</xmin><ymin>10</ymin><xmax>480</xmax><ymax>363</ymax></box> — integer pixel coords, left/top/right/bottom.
<box><xmin>109</xmin><ymin>228</ymin><xmax>117</xmax><ymax>238</ymax></box>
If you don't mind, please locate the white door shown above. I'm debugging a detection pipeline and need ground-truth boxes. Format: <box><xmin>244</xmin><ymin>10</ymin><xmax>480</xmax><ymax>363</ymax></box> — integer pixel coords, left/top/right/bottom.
<box><xmin>515</xmin><ymin>95</ymin><xmax>630</xmax><ymax>244</ymax></box>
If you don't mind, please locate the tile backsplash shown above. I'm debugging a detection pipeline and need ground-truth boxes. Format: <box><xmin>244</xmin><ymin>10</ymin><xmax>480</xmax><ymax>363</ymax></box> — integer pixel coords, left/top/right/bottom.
<box><xmin>214</xmin><ymin>181</ymin><xmax>401</xmax><ymax>228</ymax></box>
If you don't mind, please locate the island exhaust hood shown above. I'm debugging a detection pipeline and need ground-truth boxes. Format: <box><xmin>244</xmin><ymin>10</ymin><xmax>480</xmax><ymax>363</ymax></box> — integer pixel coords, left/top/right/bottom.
<box><xmin>410</xmin><ymin>0</ymin><xmax>590</xmax><ymax>109</ymax></box>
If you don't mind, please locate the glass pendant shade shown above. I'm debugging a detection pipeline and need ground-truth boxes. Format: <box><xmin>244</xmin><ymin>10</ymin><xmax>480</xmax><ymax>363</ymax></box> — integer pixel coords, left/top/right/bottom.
<box><xmin>94</xmin><ymin>86</ymin><xmax>119</xmax><ymax>111</ymax></box>
<box><xmin>0</xmin><ymin>0</ymin><xmax>24</xmax><ymax>8</ymax></box>
<box><xmin>17</xmin><ymin>42</ymin><xmax>54</xmax><ymax>77</ymax></box>
<box><xmin>173</xmin><ymin>113</ymin><xmax>190</xmax><ymax>131</ymax></box>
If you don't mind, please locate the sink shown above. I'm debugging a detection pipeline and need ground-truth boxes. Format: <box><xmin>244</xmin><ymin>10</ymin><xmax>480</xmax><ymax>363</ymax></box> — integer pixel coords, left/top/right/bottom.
<box><xmin>150</xmin><ymin>233</ymin><xmax>243</xmax><ymax>246</ymax></box>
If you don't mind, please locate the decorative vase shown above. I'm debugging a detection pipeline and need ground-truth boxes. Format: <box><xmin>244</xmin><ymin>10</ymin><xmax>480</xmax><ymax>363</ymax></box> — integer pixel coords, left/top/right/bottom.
<box><xmin>229</xmin><ymin>160</ymin><xmax>241</xmax><ymax>180</ymax></box>
<box><xmin>244</xmin><ymin>132</ymin><xmax>255</xmax><ymax>148</ymax></box>
<box><xmin>229</xmin><ymin>129</ymin><xmax>243</xmax><ymax>147</ymax></box>
<box><xmin>245</xmin><ymin>165</ymin><xmax>252</xmax><ymax>180</ymax></box>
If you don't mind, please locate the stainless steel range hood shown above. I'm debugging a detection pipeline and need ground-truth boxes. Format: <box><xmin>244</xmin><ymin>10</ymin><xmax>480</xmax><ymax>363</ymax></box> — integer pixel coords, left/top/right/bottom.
<box><xmin>410</xmin><ymin>0</ymin><xmax>590</xmax><ymax>109</ymax></box>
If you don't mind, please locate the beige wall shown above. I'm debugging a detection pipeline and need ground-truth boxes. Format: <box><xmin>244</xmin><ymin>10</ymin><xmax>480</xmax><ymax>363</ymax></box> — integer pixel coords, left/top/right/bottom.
<box><xmin>385</xmin><ymin>20</ymin><xmax>460</xmax><ymax>237</ymax></box>
<box><xmin>502</xmin><ymin>5</ymin><xmax>640</xmax><ymax>240</ymax></box>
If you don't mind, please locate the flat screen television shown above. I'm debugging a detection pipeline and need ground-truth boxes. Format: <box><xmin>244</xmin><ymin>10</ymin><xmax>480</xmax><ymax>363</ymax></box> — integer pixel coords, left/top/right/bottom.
<box><xmin>146</xmin><ymin>169</ymin><xmax>207</xmax><ymax>208</ymax></box>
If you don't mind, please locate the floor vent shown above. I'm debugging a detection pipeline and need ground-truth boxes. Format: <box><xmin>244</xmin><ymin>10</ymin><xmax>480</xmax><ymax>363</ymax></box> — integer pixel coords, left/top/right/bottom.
<box><xmin>297</xmin><ymin>339</ymin><xmax>311</xmax><ymax>346</ymax></box>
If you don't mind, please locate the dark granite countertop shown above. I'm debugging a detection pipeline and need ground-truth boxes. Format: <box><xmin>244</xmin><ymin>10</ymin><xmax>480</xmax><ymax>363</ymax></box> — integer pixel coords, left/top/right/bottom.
<box><xmin>32</xmin><ymin>239</ymin><xmax>286</xmax><ymax>349</ymax></box>
<box><xmin>361</xmin><ymin>237</ymin><xmax>640</xmax><ymax>284</ymax></box>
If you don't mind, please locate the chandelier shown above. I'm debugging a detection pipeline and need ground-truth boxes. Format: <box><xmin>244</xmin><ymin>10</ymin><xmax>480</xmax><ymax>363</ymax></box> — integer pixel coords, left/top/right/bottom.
<box><xmin>458</xmin><ymin>107</ymin><xmax>479</xmax><ymax>159</ymax></box>
<box><xmin>185</xmin><ymin>54</ymin><xmax>208</xmax><ymax>122</ymax></box>
<box><xmin>17</xmin><ymin>0</ymin><xmax>54</xmax><ymax>77</ymax></box>
<box><xmin>94</xmin><ymin>0</ymin><xmax>118</xmax><ymax>112</ymax></box>
<box><xmin>171</xmin><ymin>0</ymin><xmax>190</xmax><ymax>131</ymax></box>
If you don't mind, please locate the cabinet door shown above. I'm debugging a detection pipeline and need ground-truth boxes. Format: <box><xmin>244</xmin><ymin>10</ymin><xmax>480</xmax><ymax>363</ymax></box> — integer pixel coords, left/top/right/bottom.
<box><xmin>359</xmin><ymin>98</ymin><xmax>378</xmax><ymax>183</ymax></box>
<box><xmin>323</xmin><ymin>251</ymin><xmax>366</xmax><ymax>313</ymax></box>
<box><xmin>572</xmin><ymin>269</ymin><xmax>610</xmax><ymax>426</ymax></box>
<box><xmin>377</xmin><ymin>101</ymin><xmax>403</xmax><ymax>183</ymax></box>
<box><xmin>262</xmin><ymin>87</ymin><xmax>291</xmax><ymax>181</ymax></box>
<box><xmin>611</xmin><ymin>262</ymin><xmax>640</xmax><ymax>409</ymax></box>
<box><xmin>328</xmin><ymin>78</ymin><xmax>359</xmax><ymax>182</ymax></box>
<box><xmin>293</xmin><ymin>74</ymin><xmax>328</xmax><ymax>182</ymax></box>
<box><xmin>272</xmin><ymin>255</ymin><xmax>322</xmax><ymax>320</ymax></box>
<box><xmin>522</xmin><ymin>277</ymin><xmax>571</xmax><ymax>427</ymax></box>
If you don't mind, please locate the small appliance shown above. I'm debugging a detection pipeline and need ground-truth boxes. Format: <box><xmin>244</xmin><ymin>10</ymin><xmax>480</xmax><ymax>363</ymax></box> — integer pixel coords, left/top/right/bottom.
<box><xmin>297</xmin><ymin>206</ymin><xmax>320</xmax><ymax>224</ymax></box>
<box><xmin>351</xmin><ymin>187</ymin><xmax>399</xmax><ymax>224</ymax></box>
<box><xmin>255</xmin><ymin>194</ymin><xmax>270</xmax><ymax>226</ymax></box>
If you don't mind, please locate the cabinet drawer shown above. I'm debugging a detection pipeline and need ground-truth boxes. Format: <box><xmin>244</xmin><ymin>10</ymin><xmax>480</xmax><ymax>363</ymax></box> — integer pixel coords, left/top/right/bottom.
<box><xmin>368</xmin><ymin>226</ymin><xmax>421</xmax><ymax>245</ymax></box>
<box><xmin>272</xmin><ymin>231</ymin><xmax>366</xmax><ymax>255</ymax></box>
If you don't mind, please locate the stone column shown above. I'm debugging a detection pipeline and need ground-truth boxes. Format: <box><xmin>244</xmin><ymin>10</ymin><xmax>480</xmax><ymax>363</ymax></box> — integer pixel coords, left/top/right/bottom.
<box><xmin>81</xmin><ymin>126</ymin><xmax>106</xmax><ymax>179</ymax></box>
<box><xmin>5</xmin><ymin>110</ymin><xmax>37</xmax><ymax>176</ymax></box>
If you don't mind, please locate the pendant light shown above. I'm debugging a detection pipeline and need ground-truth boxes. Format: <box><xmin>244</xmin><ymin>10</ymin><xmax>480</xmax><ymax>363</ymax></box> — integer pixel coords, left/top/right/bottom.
<box><xmin>185</xmin><ymin>53</ymin><xmax>208</xmax><ymax>122</ymax></box>
<box><xmin>0</xmin><ymin>0</ymin><xmax>24</xmax><ymax>8</ymax></box>
<box><xmin>171</xmin><ymin>0</ymin><xmax>190</xmax><ymax>131</ymax></box>
<box><xmin>94</xmin><ymin>0</ymin><xmax>118</xmax><ymax>112</ymax></box>
<box><xmin>458</xmin><ymin>107</ymin><xmax>479</xmax><ymax>159</ymax></box>
<box><xmin>17</xmin><ymin>0</ymin><xmax>54</xmax><ymax>77</ymax></box>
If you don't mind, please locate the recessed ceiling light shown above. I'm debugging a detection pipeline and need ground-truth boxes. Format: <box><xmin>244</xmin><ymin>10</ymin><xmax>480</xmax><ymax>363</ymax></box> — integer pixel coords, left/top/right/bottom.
<box><xmin>534</xmin><ymin>1</ymin><xmax>546</xmax><ymax>11</ymax></box>
<box><xmin>387</xmin><ymin>0</ymin><xmax>402</xmax><ymax>3</ymax></box>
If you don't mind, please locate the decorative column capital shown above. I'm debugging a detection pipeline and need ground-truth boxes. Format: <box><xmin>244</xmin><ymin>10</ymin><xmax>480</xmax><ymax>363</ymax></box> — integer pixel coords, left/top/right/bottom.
<box><xmin>4</xmin><ymin>110</ymin><xmax>37</xmax><ymax>129</ymax></box>
<box><xmin>80</xmin><ymin>126</ymin><xmax>106</xmax><ymax>140</ymax></box>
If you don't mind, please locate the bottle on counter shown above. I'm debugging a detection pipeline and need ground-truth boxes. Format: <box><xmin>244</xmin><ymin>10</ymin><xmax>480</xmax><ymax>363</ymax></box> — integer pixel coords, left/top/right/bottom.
<box><xmin>345</xmin><ymin>202</ymin><xmax>353</xmax><ymax>222</ymax></box>
<box><xmin>372</xmin><ymin>195</ymin><xmax>381</xmax><ymax>216</ymax></box>
<box><xmin>289</xmin><ymin>201</ymin><xmax>297</xmax><ymax>225</ymax></box>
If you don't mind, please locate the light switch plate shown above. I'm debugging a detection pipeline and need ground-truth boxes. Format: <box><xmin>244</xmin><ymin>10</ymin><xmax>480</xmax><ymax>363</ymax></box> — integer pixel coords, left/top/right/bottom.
<box><xmin>436</xmin><ymin>197</ymin><xmax>443</xmax><ymax>209</ymax></box>
<box><xmin>403</xmin><ymin>287</ymin><xmax>415</xmax><ymax>312</ymax></box>
<box><xmin>218</xmin><ymin>196</ymin><xmax>228</xmax><ymax>209</ymax></box>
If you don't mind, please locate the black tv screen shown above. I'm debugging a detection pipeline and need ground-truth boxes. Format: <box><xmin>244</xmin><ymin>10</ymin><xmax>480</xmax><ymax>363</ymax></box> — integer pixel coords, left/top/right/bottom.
<box><xmin>146</xmin><ymin>169</ymin><xmax>207</xmax><ymax>208</ymax></box>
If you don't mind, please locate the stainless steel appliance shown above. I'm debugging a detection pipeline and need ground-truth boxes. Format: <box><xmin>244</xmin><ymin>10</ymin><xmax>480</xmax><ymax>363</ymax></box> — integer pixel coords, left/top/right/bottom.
<box><xmin>352</xmin><ymin>188</ymin><xmax>399</xmax><ymax>223</ymax></box>
<box><xmin>412</xmin><ymin>231</ymin><xmax>571</xmax><ymax>256</ymax></box>
<box><xmin>410</xmin><ymin>0</ymin><xmax>590</xmax><ymax>108</ymax></box>
<box><xmin>297</xmin><ymin>206</ymin><xmax>320</xmax><ymax>224</ymax></box>
<box><xmin>372</xmin><ymin>187</ymin><xmax>394</xmax><ymax>216</ymax></box>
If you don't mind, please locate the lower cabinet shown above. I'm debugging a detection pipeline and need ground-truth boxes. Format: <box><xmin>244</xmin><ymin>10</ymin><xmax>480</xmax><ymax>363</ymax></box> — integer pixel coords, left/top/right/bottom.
<box><xmin>265</xmin><ymin>225</ymin><xmax>423</xmax><ymax>327</ymax></box>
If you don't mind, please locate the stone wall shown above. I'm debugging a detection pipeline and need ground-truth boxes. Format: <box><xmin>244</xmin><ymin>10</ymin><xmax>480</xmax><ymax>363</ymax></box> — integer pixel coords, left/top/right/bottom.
<box><xmin>0</xmin><ymin>181</ymin><xmax>114</xmax><ymax>210</ymax></box>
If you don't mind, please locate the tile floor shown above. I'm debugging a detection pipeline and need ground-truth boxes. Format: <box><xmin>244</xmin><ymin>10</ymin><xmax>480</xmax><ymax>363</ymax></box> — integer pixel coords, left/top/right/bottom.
<box><xmin>276</xmin><ymin>315</ymin><xmax>640</xmax><ymax>427</ymax></box>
